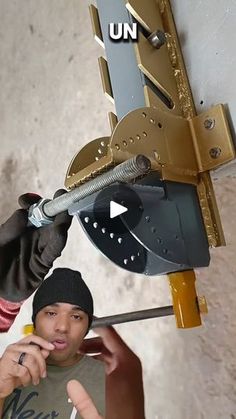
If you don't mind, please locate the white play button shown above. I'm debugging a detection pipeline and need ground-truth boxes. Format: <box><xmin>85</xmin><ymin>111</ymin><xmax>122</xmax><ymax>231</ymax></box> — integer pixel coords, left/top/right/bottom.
<box><xmin>110</xmin><ymin>201</ymin><xmax>128</xmax><ymax>219</ymax></box>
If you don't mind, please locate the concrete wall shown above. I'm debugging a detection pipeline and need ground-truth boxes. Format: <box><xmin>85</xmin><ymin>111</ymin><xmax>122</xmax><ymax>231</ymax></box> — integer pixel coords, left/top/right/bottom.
<box><xmin>0</xmin><ymin>1</ymin><xmax>235</xmax><ymax>418</ymax></box>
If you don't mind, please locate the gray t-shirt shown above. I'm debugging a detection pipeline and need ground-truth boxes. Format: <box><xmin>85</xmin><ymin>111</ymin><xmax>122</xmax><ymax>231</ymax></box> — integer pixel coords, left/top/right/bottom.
<box><xmin>2</xmin><ymin>355</ymin><xmax>105</xmax><ymax>418</ymax></box>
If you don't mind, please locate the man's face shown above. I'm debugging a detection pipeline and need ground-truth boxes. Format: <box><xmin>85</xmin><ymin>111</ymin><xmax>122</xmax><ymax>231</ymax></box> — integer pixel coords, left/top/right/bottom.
<box><xmin>34</xmin><ymin>302</ymin><xmax>89</xmax><ymax>367</ymax></box>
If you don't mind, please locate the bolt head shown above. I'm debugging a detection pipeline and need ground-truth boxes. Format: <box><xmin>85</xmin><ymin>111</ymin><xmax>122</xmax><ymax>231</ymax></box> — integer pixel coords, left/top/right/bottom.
<box><xmin>204</xmin><ymin>118</ymin><xmax>215</xmax><ymax>130</ymax></box>
<box><xmin>209</xmin><ymin>147</ymin><xmax>221</xmax><ymax>159</ymax></box>
<box><xmin>148</xmin><ymin>30</ymin><xmax>166</xmax><ymax>49</ymax></box>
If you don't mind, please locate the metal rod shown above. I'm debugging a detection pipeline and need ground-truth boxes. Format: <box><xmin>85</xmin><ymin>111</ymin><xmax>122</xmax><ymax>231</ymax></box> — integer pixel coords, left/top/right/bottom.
<box><xmin>43</xmin><ymin>155</ymin><xmax>151</xmax><ymax>217</ymax></box>
<box><xmin>91</xmin><ymin>305</ymin><xmax>174</xmax><ymax>328</ymax></box>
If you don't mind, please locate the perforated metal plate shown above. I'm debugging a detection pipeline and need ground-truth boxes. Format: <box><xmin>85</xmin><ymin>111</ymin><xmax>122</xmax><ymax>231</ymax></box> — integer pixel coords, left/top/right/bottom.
<box><xmin>120</xmin><ymin>184</ymin><xmax>188</xmax><ymax>266</ymax></box>
<box><xmin>68</xmin><ymin>177</ymin><xmax>210</xmax><ymax>275</ymax></box>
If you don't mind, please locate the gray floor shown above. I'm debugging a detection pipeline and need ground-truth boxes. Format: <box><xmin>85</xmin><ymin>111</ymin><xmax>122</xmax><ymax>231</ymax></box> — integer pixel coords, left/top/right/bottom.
<box><xmin>0</xmin><ymin>1</ymin><xmax>236</xmax><ymax>418</ymax></box>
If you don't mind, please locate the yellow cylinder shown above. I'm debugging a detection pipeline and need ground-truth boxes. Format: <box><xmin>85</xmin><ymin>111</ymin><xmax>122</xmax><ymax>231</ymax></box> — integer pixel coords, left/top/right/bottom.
<box><xmin>23</xmin><ymin>324</ymin><xmax>34</xmax><ymax>336</ymax></box>
<box><xmin>168</xmin><ymin>270</ymin><xmax>202</xmax><ymax>328</ymax></box>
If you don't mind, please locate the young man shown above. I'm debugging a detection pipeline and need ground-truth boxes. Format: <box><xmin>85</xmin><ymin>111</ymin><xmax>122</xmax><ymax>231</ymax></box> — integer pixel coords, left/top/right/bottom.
<box><xmin>0</xmin><ymin>195</ymin><xmax>146</xmax><ymax>418</ymax></box>
<box><xmin>0</xmin><ymin>268</ymin><xmax>105</xmax><ymax>418</ymax></box>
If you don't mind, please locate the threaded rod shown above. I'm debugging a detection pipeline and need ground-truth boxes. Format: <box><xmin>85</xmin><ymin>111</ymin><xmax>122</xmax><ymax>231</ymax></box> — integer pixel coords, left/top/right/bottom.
<box><xmin>44</xmin><ymin>155</ymin><xmax>151</xmax><ymax>217</ymax></box>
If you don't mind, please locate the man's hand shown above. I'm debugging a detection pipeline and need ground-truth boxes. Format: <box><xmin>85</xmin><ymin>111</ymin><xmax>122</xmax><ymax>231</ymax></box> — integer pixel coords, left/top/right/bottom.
<box><xmin>0</xmin><ymin>190</ymin><xmax>72</xmax><ymax>302</ymax></box>
<box><xmin>0</xmin><ymin>335</ymin><xmax>55</xmax><ymax>398</ymax></box>
<box><xmin>79</xmin><ymin>327</ymin><xmax>145</xmax><ymax>419</ymax></box>
<box><xmin>67</xmin><ymin>380</ymin><xmax>103</xmax><ymax>419</ymax></box>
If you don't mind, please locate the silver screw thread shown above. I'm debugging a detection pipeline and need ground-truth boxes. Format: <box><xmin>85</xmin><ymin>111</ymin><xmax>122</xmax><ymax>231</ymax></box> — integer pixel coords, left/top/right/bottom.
<box><xmin>43</xmin><ymin>155</ymin><xmax>151</xmax><ymax>217</ymax></box>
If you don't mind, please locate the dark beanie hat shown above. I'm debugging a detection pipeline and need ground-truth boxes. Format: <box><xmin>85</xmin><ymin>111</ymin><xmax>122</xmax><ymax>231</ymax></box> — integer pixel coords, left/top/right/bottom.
<box><xmin>32</xmin><ymin>268</ymin><xmax>94</xmax><ymax>329</ymax></box>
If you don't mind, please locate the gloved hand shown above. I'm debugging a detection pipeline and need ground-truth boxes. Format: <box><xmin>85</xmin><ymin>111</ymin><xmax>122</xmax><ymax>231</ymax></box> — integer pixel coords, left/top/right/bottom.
<box><xmin>0</xmin><ymin>190</ymin><xmax>72</xmax><ymax>302</ymax></box>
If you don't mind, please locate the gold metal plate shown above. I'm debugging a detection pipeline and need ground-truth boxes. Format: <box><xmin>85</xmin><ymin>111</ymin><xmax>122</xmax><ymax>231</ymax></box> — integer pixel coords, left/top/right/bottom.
<box><xmin>108</xmin><ymin>111</ymin><xmax>118</xmax><ymax>132</ymax></box>
<box><xmin>65</xmin><ymin>103</ymin><xmax>235</xmax><ymax>245</ymax></box>
<box><xmin>98</xmin><ymin>57</ymin><xmax>114</xmax><ymax>104</ymax></box>
<box><xmin>134</xmin><ymin>32</ymin><xmax>181</xmax><ymax>115</ymax></box>
<box><xmin>123</xmin><ymin>0</ymin><xmax>235</xmax><ymax>246</ymax></box>
<box><xmin>197</xmin><ymin>173</ymin><xmax>226</xmax><ymax>247</ymax></box>
<box><xmin>126</xmin><ymin>0</ymin><xmax>163</xmax><ymax>32</ymax></box>
<box><xmin>65</xmin><ymin>137</ymin><xmax>113</xmax><ymax>189</ymax></box>
<box><xmin>144</xmin><ymin>85</ymin><xmax>176</xmax><ymax>114</ymax></box>
<box><xmin>110</xmin><ymin>106</ymin><xmax>198</xmax><ymax>185</ymax></box>
<box><xmin>157</xmin><ymin>0</ymin><xmax>196</xmax><ymax>119</ymax></box>
<box><xmin>89</xmin><ymin>4</ymin><xmax>104</xmax><ymax>48</ymax></box>
<box><xmin>190</xmin><ymin>105</ymin><xmax>235</xmax><ymax>172</ymax></box>
<box><xmin>127</xmin><ymin>0</ymin><xmax>196</xmax><ymax>119</ymax></box>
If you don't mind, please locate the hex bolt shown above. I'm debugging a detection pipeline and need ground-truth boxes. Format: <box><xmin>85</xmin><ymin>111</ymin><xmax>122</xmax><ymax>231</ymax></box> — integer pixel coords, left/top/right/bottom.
<box><xmin>39</xmin><ymin>155</ymin><xmax>151</xmax><ymax>220</ymax></box>
<box><xmin>204</xmin><ymin>118</ymin><xmax>215</xmax><ymax>130</ymax></box>
<box><xmin>148</xmin><ymin>30</ymin><xmax>166</xmax><ymax>49</ymax></box>
<box><xmin>209</xmin><ymin>147</ymin><xmax>221</xmax><ymax>159</ymax></box>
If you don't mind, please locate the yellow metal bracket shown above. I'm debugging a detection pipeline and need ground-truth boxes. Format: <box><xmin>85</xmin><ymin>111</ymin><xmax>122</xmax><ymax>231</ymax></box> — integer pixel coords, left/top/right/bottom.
<box><xmin>65</xmin><ymin>103</ymin><xmax>234</xmax><ymax>248</ymax></box>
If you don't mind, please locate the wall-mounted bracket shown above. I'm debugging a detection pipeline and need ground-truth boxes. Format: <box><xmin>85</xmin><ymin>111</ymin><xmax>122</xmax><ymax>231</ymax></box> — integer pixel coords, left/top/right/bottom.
<box><xmin>63</xmin><ymin>0</ymin><xmax>236</xmax><ymax>328</ymax></box>
<box><xmin>74</xmin><ymin>0</ymin><xmax>236</xmax><ymax>249</ymax></box>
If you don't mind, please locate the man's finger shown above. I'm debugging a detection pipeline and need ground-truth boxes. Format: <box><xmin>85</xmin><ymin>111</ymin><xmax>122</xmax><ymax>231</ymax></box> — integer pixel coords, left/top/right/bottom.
<box><xmin>13</xmin><ymin>352</ymin><xmax>42</xmax><ymax>386</ymax></box>
<box><xmin>40</xmin><ymin>226</ymin><xmax>67</xmax><ymax>264</ymax></box>
<box><xmin>14</xmin><ymin>369</ymin><xmax>32</xmax><ymax>388</ymax></box>
<box><xmin>18</xmin><ymin>193</ymin><xmax>42</xmax><ymax>209</ymax></box>
<box><xmin>9</xmin><ymin>343</ymin><xmax>49</xmax><ymax>378</ymax></box>
<box><xmin>93</xmin><ymin>326</ymin><xmax>130</xmax><ymax>354</ymax></box>
<box><xmin>67</xmin><ymin>380</ymin><xmax>103</xmax><ymax>419</ymax></box>
<box><xmin>21</xmin><ymin>334</ymin><xmax>55</xmax><ymax>351</ymax></box>
<box><xmin>79</xmin><ymin>337</ymin><xmax>108</xmax><ymax>354</ymax></box>
<box><xmin>52</xmin><ymin>189</ymin><xmax>72</xmax><ymax>227</ymax></box>
<box><xmin>80</xmin><ymin>353</ymin><xmax>113</xmax><ymax>372</ymax></box>
<box><xmin>0</xmin><ymin>209</ymin><xmax>28</xmax><ymax>246</ymax></box>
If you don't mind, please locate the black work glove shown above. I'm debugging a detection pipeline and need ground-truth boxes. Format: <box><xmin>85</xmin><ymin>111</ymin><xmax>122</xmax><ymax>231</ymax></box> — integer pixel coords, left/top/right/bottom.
<box><xmin>0</xmin><ymin>190</ymin><xmax>72</xmax><ymax>302</ymax></box>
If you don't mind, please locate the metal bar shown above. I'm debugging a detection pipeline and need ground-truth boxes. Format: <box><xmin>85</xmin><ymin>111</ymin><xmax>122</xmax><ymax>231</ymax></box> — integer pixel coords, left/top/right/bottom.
<box><xmin>43</xmin><ymin>155</ymin><xmax>151</xmax><ymax>218</ymax></box>
<box><xmin>22</xmin><ymin>306</ymin><xmax>174</xmax><ymax>336</ymax></box>
<box><xmin>91</xmin><ymin>305</ymin><xmax>174</xmax><ymax>328</ymax></box>
<box><xmin>96</xmin><ymin>0</ymin><xmax>146</xmax><ymax>119</ymax></box>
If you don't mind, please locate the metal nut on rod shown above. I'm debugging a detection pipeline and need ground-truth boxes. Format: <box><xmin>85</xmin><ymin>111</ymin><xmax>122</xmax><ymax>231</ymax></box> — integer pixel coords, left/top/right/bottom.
<box><xmin>28</xmin><ymin>199</ymin><xmax>54</xmax><ymax>228</ymax></box>
<box><xmin>148</xmin><ymin>29</ymin><xmax>166</xmax><ymax>49</ymax></box>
